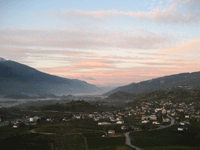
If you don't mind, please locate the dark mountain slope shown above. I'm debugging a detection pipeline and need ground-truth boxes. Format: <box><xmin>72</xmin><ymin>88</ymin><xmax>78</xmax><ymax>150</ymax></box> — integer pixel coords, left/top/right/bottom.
<box><xmin>104</xmin><ymin>71</ymin><xmax>200</xmax><ymax>96</ymax></box>
<box><xmin>0</xmin><ymin>59</ymin><xmax>100</xmax><ymax>95</ymax></box>
<box><xmin>107</xmin><ymin>91</ymin><xmax>136</xmax><ymax>100</ymax></box>
<box><xmin>3</xmin><ymin>94</ymin><xmax>31</xmax><ymax>99</ymax></box>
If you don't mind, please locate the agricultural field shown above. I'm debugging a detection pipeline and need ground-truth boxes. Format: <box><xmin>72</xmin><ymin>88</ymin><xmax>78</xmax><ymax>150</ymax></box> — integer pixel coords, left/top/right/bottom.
<box><xmin>34</xmin><ymin>119</ymin><xmax>104</xmax><ymax>133</ymax></box>
<box><xmin>129</xmin><ymin>123</ymin><xmax>200</xmax><ymax>150</ymax></box>
<box><xmin>0</xmin><ymin>126</ymin><xmax>86</xmax><ymax>150</ymax></box>
<box><xmin>0</xmin><ymin>126</ymin><xmax>30</xmax><ymax>138</ymax></box>
<box><xmin>87</xmin><ymin>136</ymin><xmax>126</xmax><ymax>149</ymax></box>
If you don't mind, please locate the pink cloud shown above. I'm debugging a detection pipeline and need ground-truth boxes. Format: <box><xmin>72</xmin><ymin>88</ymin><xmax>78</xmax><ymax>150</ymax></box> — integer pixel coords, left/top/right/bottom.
<box><xmin>56</xmin><ymin>0</ymin><xmax>200</xmax><ymax>24</ymax></box>
<box><xmin>163</xmin><ymin>37</ymin><xmax>200</xmax><ymax>54</ymax></box>
<box><xmin>0</xmin><ymin>28</ymin><xmax>173</xmax><ymax>50</ymax></box>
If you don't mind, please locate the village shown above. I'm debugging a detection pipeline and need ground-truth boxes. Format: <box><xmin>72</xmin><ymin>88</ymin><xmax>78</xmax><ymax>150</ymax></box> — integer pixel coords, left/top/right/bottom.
<box><xmin>0</xmin><ymin>98</ymin><xmax>200</xmax><ymax>150</ymax></box>
<box><xmin>1</xmin><ymin>99</ymin><xmax>198</xmax><ymax>135</ymax></box>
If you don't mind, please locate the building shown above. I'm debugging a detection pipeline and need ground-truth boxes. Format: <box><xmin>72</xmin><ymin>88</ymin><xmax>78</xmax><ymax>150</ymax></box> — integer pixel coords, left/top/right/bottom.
<box><xmin>30</xmin><ymin>116</ymin><xmax>41</xmax><ymax>122</ymax></box>
<box><xmin>152</xmin><ymin>121</ymin><xmax>160</xmax><ymax>124</ymax></box>
<box><xmin>116</xmin><ymin>120</ymin><xmax>124</xmax><ymax>124</ymax></box>
<box><xmin>177</xmin><ymin>127</ymin><xmax>184</xmax><ymax>131</ymax></box>
<box><xmin>142</xmin><ymin>120</ymin><xmax>149</xmax><ymax>124</ymax></box>
<box><xmin>162</xmin><ymin>109</ymin><xmax>167</xmax><ymax>114</ymax></box>
<box><xmin>94</xmin><ymin>118</ymin><xmax>99</xmax><ymax>121</ymax></box>
<box><xmin>185</xmin><ymin>115</ymin><xmax>190</xmax><ymax>118</ymax></box>
<box><xmin>121</xmin><ymin>126</ymin><xmax>126</xmax><ymax>130</ymax></box>
<box><xmin>149</xmin><ymin>115</ymin><xmax>157</xmax><ymax>120</ymax></box>
<box><xmin>134</xmin><ymin>127</ymin><xmax>141</xmax><ymax>131</ymax></box>
<box><xmin>155</xmin><ymin>108</ymin><xmax>162</xmax><ymax>113</ymax></box>
<box><xmin>141</xmin><ymin>115</ymin><xmax>149</xmax><ymax>120</ymax></box>
<box><xmin>180</xmin><ymin>122</ymin><xmax>185</xmax><ymax>126</ymax></box>
<box><xmin>108</xmin><ymin>130</ymin><xmax>115</xmax><ymax>137</ymax></box>
<box><xmin>163</xmin><ymin>118</ymin><xmax>170</xmax><ymax>122</ymax></box>
<box><xmin>46</xmin><ymin>118</ymin><xmax>52</xmax><ymax>121</ymax></box>
<box><xmin>184</xmin><ymin>120</ymin><xmax>190</xmax><ymax>125</ymax></box>
<box><xmin>98</xmin><ymin>122</ymin><xmax>111</xmax><ymax>125</ymax></box>
<box><xmin>75</xmin><ymin>116</ymin><xmax>81</xmax><ymax>119</ymax></box>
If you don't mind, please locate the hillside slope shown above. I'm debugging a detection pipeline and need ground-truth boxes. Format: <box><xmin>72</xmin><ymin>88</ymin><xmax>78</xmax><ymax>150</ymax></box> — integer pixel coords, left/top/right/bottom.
<box><xmin>0</xmin><ymin>58</ymin><xmax>100</xmax><ymax>95</ymax></box>
<box><xmin>104</xmin><ymin>71</ymin><xmax>200</xmax><ymax>96</ymax></box>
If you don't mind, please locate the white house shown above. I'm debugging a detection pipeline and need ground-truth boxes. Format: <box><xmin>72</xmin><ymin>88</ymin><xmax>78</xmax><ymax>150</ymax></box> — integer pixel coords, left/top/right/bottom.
<box><xmin>163</xmin><ymin>118</ymin><xmax>170</xmax><ymax>122</ymax></box>
<box><xmin>177</xmin><ymin>127</ymin><xmax>184</xmax><ymax>131</ymax></box>
<box><xmin>75</xmin><ymin>116</ymin><xmax>81</xmax><ymax>119</ymax></box>
<box><xmin>180</xmin><ymin>122</ymin><xmax>185</xmax><ymax>125</ymax></box>
<box><xmin>94</xmin><ymin>118</ymin><xmax>99</xmax><ymax>121</ymax></box>
<box><xmin>46</xmin><ymin>118</ymin><xmax>52</xmax><ymax>121</ymax></box>
<box><xmin>116</xmin><ymin>120</ymin><xmax>124</xmax><ymax>124</ymax></box>
<box><xmin>155</xmin><ymin>108</ymin><xmax>162</xmax><ymax>113</ymax></box>
<box><xmin>98</xmin><ymin>122</ymin><xmax>111</xmax><ymax>125</ymax></box>
<box><xmin>152</xmin><ymin>121</ymin><xmax>160</xmax><ymax>124</ymax></box>
<box><xmin>13</xmin><ymin>124</ymin><xmax>19</xmax><ymax>128</ymax></box>
<box><xmin>30</xmin><ymin>116</ymin><xmax>41</xmax><ymax>122</ymax></box>
<box><xmin>185</xmin><ymin>115</ymin><xmax>190</xmax><ymax>119</ymax></box>
<box><xmin>110</xmin><ymin>118</ymin><xmax>116</xmax><ymax>122</ymax></box>
<box><xmin>121</xmin><ymin>126</ymin><xmax>126</xmax><ymax>130</ymax></box>
<box><xmin>142</xmin><ymin>120</ymin><xmax>149</xmax><ymax>124</ymax></box>
<box><xmin>162</xmin><ymin>109</ymin><xmax>167</xmax><ymax>115</ymax></box>
<box><xmin>149</xmin><ymin>115</ymin><xmax>157</xmax><ymax>120</ymax></box>
<box><xmin>141</xmin><ymin>115</ymin><xmax>149</xmax><ymax>120</ymax></box>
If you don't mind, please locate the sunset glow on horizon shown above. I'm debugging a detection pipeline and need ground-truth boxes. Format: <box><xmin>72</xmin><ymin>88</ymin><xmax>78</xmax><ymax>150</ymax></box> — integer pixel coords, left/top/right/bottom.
<box><xmin>1</xmin><ymin>0</ymin><xmax>200</xmax><ymax>87</ymax></box>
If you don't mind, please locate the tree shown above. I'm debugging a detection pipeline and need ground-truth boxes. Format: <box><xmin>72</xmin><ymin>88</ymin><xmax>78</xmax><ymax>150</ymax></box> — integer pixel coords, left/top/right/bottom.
<box><xmin>37</xmin><ymin>119</ymin><xmax>41</xmax><ymax>124</ymax></box>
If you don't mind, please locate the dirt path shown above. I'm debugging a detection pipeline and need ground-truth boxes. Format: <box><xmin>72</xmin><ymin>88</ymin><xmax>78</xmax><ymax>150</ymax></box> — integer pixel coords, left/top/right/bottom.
<box><xmin>79</xmin><ymin>133</ymin><xmax>89</xmax><ymax>150</ymax></box>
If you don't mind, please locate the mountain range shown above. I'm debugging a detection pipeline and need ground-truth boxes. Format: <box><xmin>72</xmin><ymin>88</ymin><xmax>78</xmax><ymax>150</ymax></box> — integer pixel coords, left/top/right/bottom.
<box><xmin>0</xmin><ymin>58</ymin><xmax>100</xmax><ymax>95</ymax></box>
<box><xmin>104</xmin><ymin>71</ymin><xmax>200</xmax><ymax>96</ymax></box>
<box><xmin>1</xmin><ymin>58</ymin><xmax>200</xmax><ymax>97</ymax></box>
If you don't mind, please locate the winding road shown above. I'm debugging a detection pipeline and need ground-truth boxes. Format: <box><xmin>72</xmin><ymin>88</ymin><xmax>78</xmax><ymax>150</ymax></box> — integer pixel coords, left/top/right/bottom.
<box><xmin>124</xmin><ymin>114</ymin><xmax>175</xmax><ymax>150</ymax></box>
<box><xmin>124</xmin><ymin>132</ymin><xmax>143</xmax><ymax>150</ymax></box>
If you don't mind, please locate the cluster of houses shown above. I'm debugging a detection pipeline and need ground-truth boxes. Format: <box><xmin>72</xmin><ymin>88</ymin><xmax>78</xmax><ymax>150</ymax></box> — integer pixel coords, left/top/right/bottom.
<box><xmin>12</xmin><ymin>116</ymin><xmax>41</xmax><ymax>128</ymax></box>
<box><xmin>3</xmin><ymin>98</ymin><xmax>199</xmax><ymax>134</ymax></box>
<box><xmin>65</xmin><ymin>99</ymin><xmax>199</xmax><ymax>132</ymax></box>
<box><xmin>126</xmin><ymin>100</ymin><xmax>200</xmax><ymax>131</ymax></box>
<box><xmin>73</xmin><ymin>111</ymin><xmax>125</xmax><ymax>125</ymax></box>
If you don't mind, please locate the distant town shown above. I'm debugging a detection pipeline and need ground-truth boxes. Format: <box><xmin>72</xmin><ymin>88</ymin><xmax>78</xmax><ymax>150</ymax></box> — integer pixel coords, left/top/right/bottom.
<box><xmin>1</xmin><ymin>95</ymin><xmax>200</xmax><ymax>150</ymax></box>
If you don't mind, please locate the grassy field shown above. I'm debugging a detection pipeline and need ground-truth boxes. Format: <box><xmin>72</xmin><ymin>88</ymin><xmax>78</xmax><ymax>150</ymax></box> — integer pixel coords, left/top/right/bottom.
<box><xmin>87</xmin><ymin>145</ymin><xmax>134</xmax><ymax>150</ymax></box>
<box><xmin>34</xmin><ymin>121</ymin><xmax>136</xmax><ymax>150</ymax></box>
<box><xmin>0</xmin><ymin>133</ymin><xmax>52</xmax><ymax>150</ymax></box>
<box><xmin>129</xmin><ymin>123</ymin><xmax>200</xmax><ymax>149</ymax></box>
<box><xmin>143</xmin><ymin>146</ymin><xmax>200</xmax><ymax>150</ymax></box>
<box><xmin>82</xmin><ymin>132</ymin><xmax>106</xmax><ymax>137</ymax></box>
<box><xmin>0</xmin><ymin>126</ymin><xmax>30</xmax><ymax>138</ymax></box>
<box><xmin>87</xmin><ymin>137</ymin><xmax>126</xmax><ymax>149</ymax></box>
<box><xmin>34</xmin><ymin>119</ymin><xmax>105</xmax><ymax>133</ymax></box>
<box><xmin>51</xmin><ymin>134</ymin><xmax>86</xmax><ymax>150</ymax></box>
<box><xmin>0</xmin><ymin>128</ymin><xmax>86</xmax><ymax>150</ymax></box>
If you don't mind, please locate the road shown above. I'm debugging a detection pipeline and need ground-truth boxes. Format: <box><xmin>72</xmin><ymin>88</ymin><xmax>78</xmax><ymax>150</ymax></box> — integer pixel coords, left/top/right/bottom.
<box><xmin>124</xmin><ymin>132</ymin><xmax>143</xmax><ymax>150</ymax></box>
<box><xmin>124</xmin><ymin>113</ymin><xmax>175</xmax><ymax>150</ymax></box>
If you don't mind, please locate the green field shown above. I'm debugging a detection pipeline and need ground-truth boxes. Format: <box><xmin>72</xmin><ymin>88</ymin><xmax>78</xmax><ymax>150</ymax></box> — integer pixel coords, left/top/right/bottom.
<box><xmin>129</xmin><ymin>123</ymin><xmax>200</xmax><ymax>150</ymax></box>
<box><xmin>87</xmin><ymin>146</ymin><xmax>134</xmax><ymax>150</ymax></box>
<box><xmin>87</xmin><ymin>137</ymin><xmax>126</xmax><ymax>149</ymax></box>
<box><xmin>143</xmin><ymin>146</ymin><xmax>200</xmax><ymax>150</ymax></box>
<box><xmin>34</xmin><ymin>119</ymin><xmax>105</xmax><ymax>133</ymax></box>
<box><xmin>0</xmin><ymin>129</ymin><xmax>86</xmax><ymax>150</ymax></box>
<box><xmin>0</xmin><ymin>133</ymin><xmax>52</xmax><ymax>150</ymax></box>
<box><xmin>0</xmin><ymin>126</ymin><xmax>30</xmax><ymax>138</ymax></box>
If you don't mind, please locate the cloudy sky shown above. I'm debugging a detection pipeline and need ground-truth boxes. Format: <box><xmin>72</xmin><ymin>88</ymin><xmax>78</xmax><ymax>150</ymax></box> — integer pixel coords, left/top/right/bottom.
<box><xmin>1</xmin><ymin>0</ymin><xmax>200</xmax><ymax>87</ymax></box>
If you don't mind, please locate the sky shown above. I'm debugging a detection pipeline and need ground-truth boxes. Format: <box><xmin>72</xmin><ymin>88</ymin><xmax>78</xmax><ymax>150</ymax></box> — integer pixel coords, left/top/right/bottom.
<box><xmin>1</xmin><ymin>0</ymin><xmax>200</xmax><ymax>87</ymax></box>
